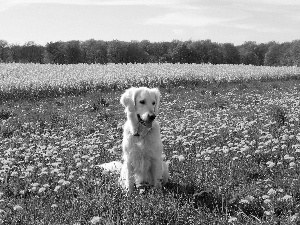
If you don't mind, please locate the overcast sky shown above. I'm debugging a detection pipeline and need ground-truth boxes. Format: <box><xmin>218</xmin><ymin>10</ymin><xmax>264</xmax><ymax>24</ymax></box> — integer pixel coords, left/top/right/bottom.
<box><xmin>0</xmin><ymin>0</ymin><xmax>299</xmax><ymax>45</ymax></box>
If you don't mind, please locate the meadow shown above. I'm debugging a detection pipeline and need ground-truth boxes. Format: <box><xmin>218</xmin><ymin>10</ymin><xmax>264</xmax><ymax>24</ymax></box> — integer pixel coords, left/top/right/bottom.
<box><xmin>1</xmin><ymin>63</ymin><xmax>300</xmax><ymax>224</ymax></box>
<box><xmin>1</xmin><ymin>63</ymin><xmax>300</xmax><ymax>101</ymax></box>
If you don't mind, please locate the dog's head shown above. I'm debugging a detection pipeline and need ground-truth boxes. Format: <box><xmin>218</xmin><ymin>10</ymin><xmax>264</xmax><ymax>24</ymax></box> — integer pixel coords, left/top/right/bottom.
<box><xmin>120</xmin><ymin>87</ymin><xmax>161</xmax><ymax>128</ymax></box>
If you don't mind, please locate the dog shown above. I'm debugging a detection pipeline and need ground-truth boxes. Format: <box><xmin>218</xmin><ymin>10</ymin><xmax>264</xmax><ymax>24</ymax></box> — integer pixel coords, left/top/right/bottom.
<box><xmin>119</xmin><ymin>87</ymin><xmax>169</xmax><ymax>193</ymax></box>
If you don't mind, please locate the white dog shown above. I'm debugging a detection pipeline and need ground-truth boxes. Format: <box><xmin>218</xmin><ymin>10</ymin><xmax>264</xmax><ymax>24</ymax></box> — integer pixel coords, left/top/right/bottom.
<box><xmin>120</xmin><ymin>87</ymin><xmax>169</xmax><ymax>193</ymax></box>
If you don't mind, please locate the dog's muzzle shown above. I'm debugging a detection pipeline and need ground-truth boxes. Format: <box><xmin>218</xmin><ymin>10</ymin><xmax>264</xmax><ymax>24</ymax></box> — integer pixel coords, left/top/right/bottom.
<box><xmin>137</xmin><ymin>114</ymin><xmax>156</xmax><ymax>128</ymax></box>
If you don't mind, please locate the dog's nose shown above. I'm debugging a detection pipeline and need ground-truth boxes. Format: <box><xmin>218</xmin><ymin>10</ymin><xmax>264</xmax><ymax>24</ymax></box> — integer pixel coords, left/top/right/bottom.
<box><xmin>148</xmin><ymin>114</ymin><xmax>156</xmax><ymax>121</ymax></box>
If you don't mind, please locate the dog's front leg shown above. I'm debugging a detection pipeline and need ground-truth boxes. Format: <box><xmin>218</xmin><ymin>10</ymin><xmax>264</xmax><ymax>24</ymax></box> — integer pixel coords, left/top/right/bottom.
<box><xmin>151</xmin><ymin>159</ymin><xmax>163</xmax><ymax>189</ymax></box>
<box><xmin>126</xmin><ymin>160</ymin><xmax>135</xmax><ymax>193</ymax></box>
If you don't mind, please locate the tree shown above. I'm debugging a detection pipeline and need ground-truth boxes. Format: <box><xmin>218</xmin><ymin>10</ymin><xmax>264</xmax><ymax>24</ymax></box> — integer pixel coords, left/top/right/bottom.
<box><xmin>254</xmin><ymin>43</ymin><xmax>268</xmax><ymax>66</ymax></box>
<box><xmin>222</xmin><ymin>43</ymin><xmax>240</xmax><ymax>64</ymax></box>
<box><xmin>290</xmin><ymin>40</ymin><xmax>300</xmax><ymax>66</ymax></box>
<box><xmin>188</xmin><ymin>40</ymin><xmax>223</xmax><ymax>64</ymax></box>
<box><xmin>0</xmin><ymin>40</ymin><xmax>7</xmax><ymax>62</ymax></box>
<box><xmin>207</xmin><ymin>42</ymin><xmax>223</xmax><ymax>64</ymax></box>
<box><xmin>64</xmin><ymin>40</ymin><xmax>83</xmax><ymax>64</ymax></box>
<box><xmin>279</xmin><ymin>42</ymin><xmax>293</xmax><ymax>66</ymax></box>
<box><xmin>19</xmin><ymin>42</ymin><xmax>45</xmax><ymax>63</ymax></box>
<box><xmin>171</xmin><ymin>42</ymin><xmax>192</xmax><ymax>63</ymax></box>
<box><xmin>10</xmin><ymin>45</ymin><xmax>22</xmax><ymax>62</ymax></box>
<box><xmin>189</xmin><ymin>41</ymin><xmax>206</xmax><ymax>63</ymax></box>
<box><xmin>45</xmin><ymin>42</ymin><xmax>66</xmax><ymax>64</ymax></box>
<box><xmin>238</xmin><ymin>41</ymin><xmax>259</xmax><ymax>65</ymax></box>
<box><xmin>82</xmin><ymin>39</ymin><xmax>108</xmax><ymax>64</ymax></box>
<box><xmin>157</xmin><ymin>42</ymin><xmax>172</xmax><ymax>63</ymax></box>
<box><xmin>126</xmin><ymin>41</ymin><xmax>148</xmax><ymax>63</ymax></box>
<box><xmin>264</xmin><ymin>43</ymin><xmax>282</xmax><ymax>66</ymax></box>
<box><xmin>0</xmin><ymin>40</ymin><xmax>13</xmax><ymax>62</ymax></box>
<box><xmin>107</xmin><ymin>40</ymin><xmax>128</xmax><ymax>63</ymax></box>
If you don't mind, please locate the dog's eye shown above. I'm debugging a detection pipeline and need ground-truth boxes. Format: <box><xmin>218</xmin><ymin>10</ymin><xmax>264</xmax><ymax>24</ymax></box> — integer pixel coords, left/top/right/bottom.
<box><xmin>139</xmin><ymin>100</ymin><xmax>145</xmax><ymax>104</ymax></box>
<box><xmin>152</xmin><ymin>102</ymin><xmax>155</xmax><ymax>105</ymax></box>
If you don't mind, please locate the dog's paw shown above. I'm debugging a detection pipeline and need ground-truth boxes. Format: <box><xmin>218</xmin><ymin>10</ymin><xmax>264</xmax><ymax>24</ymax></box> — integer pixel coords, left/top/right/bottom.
<box><xmin>154</xmin><ymin>181</ymin><xmax>162</xmax><ymax>189</ymax></box>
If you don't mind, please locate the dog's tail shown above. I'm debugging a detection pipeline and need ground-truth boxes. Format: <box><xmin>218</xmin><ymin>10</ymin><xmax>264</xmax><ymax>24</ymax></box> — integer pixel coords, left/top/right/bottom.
<box><xmin>98</xmin><ymin>161</ymin><xmax>122</xmax><ymax>174</ymax></box>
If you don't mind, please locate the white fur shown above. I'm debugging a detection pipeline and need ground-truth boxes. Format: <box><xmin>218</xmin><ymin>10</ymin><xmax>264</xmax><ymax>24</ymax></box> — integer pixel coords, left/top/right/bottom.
<box><xmin>98</xmin><ymin>161</ymin><xmax>123</xmax><ymax>174</ymax></box>
<box><xmin>120</xmin><ymin>87</ymin><xmax>169</xmax><ymax>193</ymax></box>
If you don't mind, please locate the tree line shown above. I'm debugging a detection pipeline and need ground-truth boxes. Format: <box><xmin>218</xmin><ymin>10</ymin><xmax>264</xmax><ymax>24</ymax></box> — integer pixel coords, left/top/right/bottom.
<box><xmin>0</xmin><ymin>39</ymin><xmax>300</xmax><ymax>66</ymax></box>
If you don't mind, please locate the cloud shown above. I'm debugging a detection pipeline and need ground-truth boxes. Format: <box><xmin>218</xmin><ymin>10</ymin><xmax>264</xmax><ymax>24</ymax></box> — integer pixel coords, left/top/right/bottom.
<box><xmin>0</xmin><ymin>0</ymin><xmax>188</xmax><ymax>11</ymax></box>
<box><xmin>172</xmin><ymin>28</ymin><xmax>184</xmax><ymax>36</ymax></box>
<box><xmin>234</xmin><ymin>23</ymin><xmax>294</xmax><ymax>33</ymax></box>
<box><xmin>145</xmin><ymin>12</ymin><xmax>231</xmax><ymax>27</ymax></box>
<box><xmin>248</xmin><ymin>0</ymin><xmax>300</xmax><ymax>6</ymax></box>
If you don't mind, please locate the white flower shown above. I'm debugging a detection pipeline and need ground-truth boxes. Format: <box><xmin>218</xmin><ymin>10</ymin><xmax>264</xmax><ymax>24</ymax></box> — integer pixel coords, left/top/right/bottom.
<box><xmin>90</xmin><ymin>216</ymin><xmax>101</xmax><ymax>224</ymax></box>
<box><xmin>31</xmin><ymin>187</ymin><xmax>37</xmax><ymax>192</ymax></box>
<box><xmin>31</xmin><ymin>182</ymin><xmax>39</xmax><ymax>187</ymax></box>
<box><xmin>245</xmin><ymin>195</ymin><xmax>255</xmax><ymax>202</ymax></box>
<box><xmin>290</xmin><ymin>213</ymin><xmax>299</xmax><ymax>222</ymax></box>
<box><xmin>284</xmin><ymin>154</ymin><xmax>294</xmax><ymax>160</ymax></box>
<box><xmin>43</xmin><ymin>184</ymin><xmax>50</xmax><ymax>188</ymax></box>
<box><xmin>262</xmin><ymin>195</ymin><xmax>269</xmax><ymax>199</ymax></box>
<box><xmin>11</xmin><ymin>171</ymin><xmax>18</xmax><ymax>177</ymax></box>
<box><xmin>290</xmin><ymin>162</ymin><xmax>296</xmax><ymax>168</ymax></box>
<box><xmin>13</xmin><ymin>205</ymin><xmax>23</xmax><ymax>211</ymax></box>
<box><xmin>281</xmin><ymin>194</ymin><xmax>293</xmax><ymax>201</ymax></box>
<box><xmin>222</xmin><ymin>146</ymin><xmax>229</xmax><ymax>154</ymax></box>
<box><xmin>264</xmin><ymin>210</ymin><xmax>273</xmax><ymax>216</ymax></box>
<box><xmin>58</xmin><ymin>179</ymin><xmax>66</xmax><ymax>184</ymax></box>
<box><xmin>178</xmin><ymin>155</ymin><xmax>185</xmax><ymax>162</ymax></box>
<box><xmin>51</xmin><ymin>204</ymin><xmax>58</xmax><ymax>208</ymax></box>
<box><xmin>54</xmin><ymin>185</ymin><xmax>61</xmax><ymax>192</ymax></box>
<box><xmin>228</xmin><ymin>216</ymin><xmax>237</xmax><ymax>223</ymax></box>
<box><xmin>239</xmin><ymin>199</ymin><xmax>249</xmax><ymax>204</ymax></box>
<box><xmin>266</xmin><ymin>161</ymin><xmax>275</xmax><ymax>168</ymax></box>
<box><xmin>62</xmin><ymin>180</ymin><xmax>70</xmax><ymax>186</ymax></box>
<box><xmin>267</xmin><ymin>188</ymin><xmax>276</xmax><ymax>196</ymax></box>
<box><xmin>38</xmin><ymin>187</ymin><xmax>46</xmax><ymax>193</ymax></box>
<box><xmin>204</xmin><ymin>156</ymin><xmax>210</xmax><ymax>161</ymax></box>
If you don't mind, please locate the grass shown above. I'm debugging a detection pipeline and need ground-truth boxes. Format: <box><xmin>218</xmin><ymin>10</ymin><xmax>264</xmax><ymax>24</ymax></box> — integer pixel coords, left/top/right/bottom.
<box><xmin>1</xmin><ymin>78</ymin><xmax>300</xmax><ymax>224</ymax></box>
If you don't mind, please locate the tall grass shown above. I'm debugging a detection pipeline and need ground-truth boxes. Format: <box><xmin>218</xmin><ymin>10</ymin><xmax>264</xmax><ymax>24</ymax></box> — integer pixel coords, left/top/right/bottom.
<box><xmin>1</xmin><ymin>63</ymin><xmax>300</xmax><ymax>101</ymax></box>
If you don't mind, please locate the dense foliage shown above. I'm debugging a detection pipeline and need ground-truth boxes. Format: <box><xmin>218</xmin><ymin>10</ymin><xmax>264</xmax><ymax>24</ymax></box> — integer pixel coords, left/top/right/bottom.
<box><xmin>1</xmin><ymin>39</ymin><xmax>300</xmax><ymax>66</ymax></box>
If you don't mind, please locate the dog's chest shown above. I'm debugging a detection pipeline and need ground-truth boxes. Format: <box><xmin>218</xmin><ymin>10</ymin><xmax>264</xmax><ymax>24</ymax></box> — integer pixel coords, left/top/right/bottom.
<box><xmin>127</xmin><ymin>135</ymin><xmax>161</xmax><ymax>157</ymax></box>
<box><xmin>133</xmin><ymin>137</ymin><xmax>153</xmax><ymax>153</ymax></box>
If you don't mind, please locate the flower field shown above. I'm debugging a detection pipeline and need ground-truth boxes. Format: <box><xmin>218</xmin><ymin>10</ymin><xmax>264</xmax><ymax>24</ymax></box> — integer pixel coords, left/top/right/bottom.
<box><xmin>1</xmin><ymin>63</ymin><xmax>300</xmax><ymax>224</ymax></box>
<box><xmin>0</xmin><ymin>63</ymin><xmax>300</xmax><ymax>101</ymax></box>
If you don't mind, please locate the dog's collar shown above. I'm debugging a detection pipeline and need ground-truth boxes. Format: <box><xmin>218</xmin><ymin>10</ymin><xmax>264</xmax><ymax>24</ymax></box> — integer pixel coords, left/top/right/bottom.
<box><xmin>133</xmin><ymin>121</ymin><xmax>152</xmax><ymax>137</ymax></box>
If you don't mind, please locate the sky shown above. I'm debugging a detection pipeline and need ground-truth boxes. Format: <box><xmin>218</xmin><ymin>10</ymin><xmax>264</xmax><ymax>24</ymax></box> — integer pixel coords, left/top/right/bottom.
<box><xmin>0</xmin><ymin>0</ymin><xmax>299</xmax><ymax>46</ymax></box>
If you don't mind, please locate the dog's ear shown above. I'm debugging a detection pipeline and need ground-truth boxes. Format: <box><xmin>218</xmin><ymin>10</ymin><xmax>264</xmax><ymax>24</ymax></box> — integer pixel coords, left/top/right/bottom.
<box><xmin>151</xmin><ymin>88</ymin><xmax>161</xmax><ymax>114</ymax></box>
<box><xmin>120</xmin><ymin>87</ymin><xmax>137</xmax><ymax>112</ymax></box>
